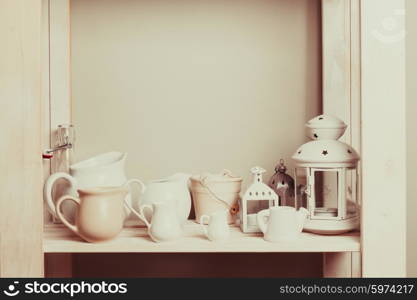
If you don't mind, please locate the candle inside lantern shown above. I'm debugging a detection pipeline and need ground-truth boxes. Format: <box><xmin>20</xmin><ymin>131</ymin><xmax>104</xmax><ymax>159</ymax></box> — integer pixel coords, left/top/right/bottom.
<box><xmin>314</xmin><ymin>208</ymin><xmax>338</xmax><ymax>217</ymax></box>
<box><xmin>247</xmin><ymin>214</ymin><xmax>258</xmax><ymax>226</ymax></box>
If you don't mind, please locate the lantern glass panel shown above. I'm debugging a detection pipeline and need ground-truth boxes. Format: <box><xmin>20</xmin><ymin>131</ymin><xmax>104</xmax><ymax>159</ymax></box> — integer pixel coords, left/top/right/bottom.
<box><xmin>345</xmin><ymin>168</ymin><xmax>358</xmax><ymax>218</ymax></box>
<box><xmin>246</xmin><ymin>200</ymin><xmax>270</xmax><ymax>215</ymax></box>
<box><xmin>294</xmin><ymin>167</ymin><xmax>308</xmax><ymax>208</ymax></box>
<box><xmin>278</xmin><ymin>187</ymin><xmax>295</xmax><ymax>207</ymax></box>
<box><xmin>313</xmin><ymin>170</ymin><xmax>339</xmax><ymax>218</ymax></box>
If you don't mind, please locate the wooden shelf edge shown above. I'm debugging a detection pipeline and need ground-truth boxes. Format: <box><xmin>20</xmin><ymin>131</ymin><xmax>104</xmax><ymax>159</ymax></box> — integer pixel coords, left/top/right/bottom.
<box><xmin>43</xmin><ymin>221</ymin><xmax>360</xmax><ymax>254</ymax></box>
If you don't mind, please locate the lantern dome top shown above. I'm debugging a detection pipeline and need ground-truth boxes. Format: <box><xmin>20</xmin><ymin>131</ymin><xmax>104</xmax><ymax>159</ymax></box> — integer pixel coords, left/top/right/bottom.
<box><xmin>306</xmin><ymin>115</ymin><xmax>347</xmax><ymax>129</ymax></box>
<box><xmin>293</xmin><ymin>114</ymin><xmax>360</xmax><ymax>168</ymax></box>
<box><xmin>292</xmin><ymin>139</ymin><xmax>360</xmax><ymax>167</ymax></box>
<box><xmin>306</xmin><ymin>115</ymin><xmax>347</xmax><ymax>140</ymax></box>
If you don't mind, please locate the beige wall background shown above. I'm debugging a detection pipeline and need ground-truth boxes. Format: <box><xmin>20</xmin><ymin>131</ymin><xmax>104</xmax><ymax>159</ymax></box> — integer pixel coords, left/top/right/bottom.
<box><xmin>69</xmin><ymin>0</ymin><xmax>322</xmax><ymax>277</ymax></box>
<box><xmin>406</xmin><ymin>0</ymin><xmax>417</xmax><ymax>278</ymax></box>
<box><xmin>71</xmin><ymin>0</ymin><xmax>321</xmax><ymax>189</ymax></box>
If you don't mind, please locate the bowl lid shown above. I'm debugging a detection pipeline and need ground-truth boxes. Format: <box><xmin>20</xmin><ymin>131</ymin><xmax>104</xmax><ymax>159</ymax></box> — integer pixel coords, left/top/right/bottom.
<box><xmin>306</xmin><ymin>115</ymin><xmax>347</xmax><ymax>129</ymax></box>
<box><xmin>292</xmin><ymin>140</ymin><xmax>360</xmax><ymax>167</ymax></box>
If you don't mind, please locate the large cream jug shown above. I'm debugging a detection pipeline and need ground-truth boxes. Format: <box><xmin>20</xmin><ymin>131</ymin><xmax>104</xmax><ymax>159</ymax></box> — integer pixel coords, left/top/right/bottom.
<box><xmin>57</xmin><ymin>186</ymin><xmax>129</xmax><ymax>243</ymax></box>
<box><xmin>44</xmin><ymin>152</ymin><xmax>139</xmax><ymax>222</ymax></box>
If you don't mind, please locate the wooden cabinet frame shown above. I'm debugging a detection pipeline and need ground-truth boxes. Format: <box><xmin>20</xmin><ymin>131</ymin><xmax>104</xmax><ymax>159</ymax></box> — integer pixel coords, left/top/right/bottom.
<box><xmin>0</xmin><ymin>0</ymin><xmax>407</xmax><ymax>277</ymax></box>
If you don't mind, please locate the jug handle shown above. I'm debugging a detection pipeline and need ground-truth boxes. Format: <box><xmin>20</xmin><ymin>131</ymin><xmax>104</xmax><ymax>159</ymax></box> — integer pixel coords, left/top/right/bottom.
<box><xmin>256</xmin><ymin>209</ymin><xmax>270</xmax><ymax>234</ymax></box>
<box><xmin>199</xmin><ymin>215</ymin><xmax>210</xmax><ymax>238</ymax></box>
<box><xmin>139</xmin><ymin>204</ymin><xmax>153</xmax><ymax>228</ymax></box>
<box><xmin>124</xmin><ymin>179</ymin><xmax>146</xmax><ymax>212</ymax></box>
<box><xmin>123</xmin><ymin>196</ymin><xmax>149</xmax><ymax>226</ymax></box>
<box><xmin>44</xmin><ymin>172</ymin><xmax>77</xmax><ymax>218</ymax></box>
<box><xmin>56</xmin><ymin>195</ymin><xmax>80</xmax><ymax>237</ymax></box>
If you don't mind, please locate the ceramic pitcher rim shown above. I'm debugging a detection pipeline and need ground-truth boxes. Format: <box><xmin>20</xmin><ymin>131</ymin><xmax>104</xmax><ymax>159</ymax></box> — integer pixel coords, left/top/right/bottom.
<box><xmin>77</xmin><ymin>186</ymin><xmax>129</xmax><ymax>196</ymax></box>
<box><xmin>70</xmin><ymin>152</ymin><xmax>126</xmax><ymax>171</ymax></box>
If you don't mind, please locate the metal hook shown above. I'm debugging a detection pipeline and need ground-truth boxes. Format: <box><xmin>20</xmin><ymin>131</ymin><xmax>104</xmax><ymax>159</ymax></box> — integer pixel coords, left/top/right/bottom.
<box><xmin>42</xmin><ymin>124</ymin><xmax>75</xmax><ymax>159</ymax></box>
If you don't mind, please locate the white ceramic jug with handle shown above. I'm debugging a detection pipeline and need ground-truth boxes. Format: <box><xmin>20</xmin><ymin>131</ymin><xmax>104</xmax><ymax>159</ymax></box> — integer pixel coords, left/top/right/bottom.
<box><xmin>126</xmin><ymin>201</ymin><xmax>183</xmax><ymax>243</ymax></box>
<box><xmin>44</xmin><ymin>152</ymin><xmax>142</xmax><ymax>222</ymax></box>
<box><xmin>257</xmin><ymin>206</ymin><xmax>309</xmax><ymax>242</ymax></box>
<box><xmin>134</xmin><ymin>173</ymin><xmax>192</xmax><ymax>225</ymax></box>
<box><xmin>200</xmin><ymin>210</ymin><xmax>230</xmax><ymax>242</ymax></box>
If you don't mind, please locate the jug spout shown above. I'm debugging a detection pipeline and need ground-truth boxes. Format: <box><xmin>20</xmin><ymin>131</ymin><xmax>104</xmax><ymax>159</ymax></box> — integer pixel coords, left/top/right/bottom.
<box><xmin>296</xmin><ymin>207</ymin><xmax>309</xmax><ymax>233</ymax></box>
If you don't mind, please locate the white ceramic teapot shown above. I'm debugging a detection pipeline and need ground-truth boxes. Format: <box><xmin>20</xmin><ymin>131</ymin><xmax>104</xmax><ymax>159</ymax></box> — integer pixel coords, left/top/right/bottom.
<box><xmin>134</xmin><ymin>173</ymin><xmax>192</xmax><ymax>225</ymax></box>
<box><xmin>257</xmin><ymin>206</ymin><xmax>309</xmax><ymax>242</ymax></box>
<box><xmin>44</xmin><ymin>152</ymin><xmax>140</xmax><ymax>222</ymax></box>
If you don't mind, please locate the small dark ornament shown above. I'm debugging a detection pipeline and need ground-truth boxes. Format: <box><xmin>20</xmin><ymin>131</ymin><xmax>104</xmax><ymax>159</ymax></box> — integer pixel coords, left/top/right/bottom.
<box><xmin>268</xmin><ymin>159</ymin><xmax>295</xmax><ymax>206</ymax></box>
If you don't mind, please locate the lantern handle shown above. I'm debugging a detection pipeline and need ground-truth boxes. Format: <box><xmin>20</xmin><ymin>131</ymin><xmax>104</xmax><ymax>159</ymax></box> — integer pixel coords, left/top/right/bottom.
<box><xmin>250</xmin><ymin>166</ymin><xmax>266</xmax><ymax>175</ymax></box>
<box><xmin>275</xmin><ymin>159</ymin><xmax>287</xmax><ymax>173</ymax></box>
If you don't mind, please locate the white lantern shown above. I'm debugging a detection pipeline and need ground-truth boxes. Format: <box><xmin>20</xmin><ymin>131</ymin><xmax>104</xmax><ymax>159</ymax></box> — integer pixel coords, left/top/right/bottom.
<box><xmin>240</xmin><ymin>167</ymin><xmax>279</xmax><ymax>233</ymax></box>
<box><xmin>292</xmin><ymin>115</ymin><xmax>360</xmax><ymax>234</ymax></box>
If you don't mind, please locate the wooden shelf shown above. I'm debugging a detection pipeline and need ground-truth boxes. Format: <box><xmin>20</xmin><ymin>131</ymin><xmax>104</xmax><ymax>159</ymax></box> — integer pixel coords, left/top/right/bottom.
<box><xmin>43</xmin><ymin>221</ymin><xmax>360</xmax><ymax>253</ymax></box>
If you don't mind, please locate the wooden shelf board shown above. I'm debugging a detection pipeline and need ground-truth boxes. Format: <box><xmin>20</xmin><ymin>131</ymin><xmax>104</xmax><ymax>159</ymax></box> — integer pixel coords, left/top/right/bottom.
<box><xmin>43</xmin><ymin>221</ymin><xmax>360</xmax><ymax>253</ymax></box>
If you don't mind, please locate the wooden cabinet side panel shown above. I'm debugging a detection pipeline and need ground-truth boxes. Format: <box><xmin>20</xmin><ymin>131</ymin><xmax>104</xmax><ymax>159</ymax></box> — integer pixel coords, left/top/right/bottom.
<box><xmin>44</xmin><ymin>0</ymin><xmax>73</xmax><ymax>278</ymax></box>
<box><xmin>321</xmin><ymin>0</ymin><xmax>362</xmax><ymax>277</ymax></box>
<box><xmin>360</xmin><ymin>0</ymin><xmax>407</xmax><ymax>277</ymax></box>
<box><xmin>0</xmin><ymin>0</ymin><xmax>44</xmax><ymax>277</ymax></box>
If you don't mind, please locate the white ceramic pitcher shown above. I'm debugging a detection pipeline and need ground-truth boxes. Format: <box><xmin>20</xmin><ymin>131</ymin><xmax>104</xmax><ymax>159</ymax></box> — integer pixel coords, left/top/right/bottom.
<box><xmin>257</xmin><ymin>206</ymin><xmax>309</xmax><ymax>242</ymax></box>
<box><xmin>127</xmin><ymin>201</ymin><xmax>183</xmax><ymax>243</ymax></box>
<box><xmin>135</xmin><ymin>173</ymin><xmax>192</xmax><ymax>225</ymax></box>
<box><xmin>44</xmin><ymin>152</ymin><xmax>141</xmax><ymax>222</ymax></box>
<box><xmin>200</xmin><ymin>210</ymin><xmax>230</xmax><ymax>242</ymax></box>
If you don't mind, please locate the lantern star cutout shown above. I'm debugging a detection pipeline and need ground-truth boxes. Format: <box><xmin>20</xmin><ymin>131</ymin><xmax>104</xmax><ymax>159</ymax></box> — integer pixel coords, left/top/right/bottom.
<box><xmin>322</xmin><ymin>150</ymin><xmax>328</xmax><ymax>155</ymax></box>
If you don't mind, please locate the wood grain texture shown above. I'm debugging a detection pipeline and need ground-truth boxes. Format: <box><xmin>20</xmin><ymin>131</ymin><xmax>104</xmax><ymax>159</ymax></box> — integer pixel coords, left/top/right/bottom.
<box><xmin>43</xmin><ymin>0</ymin><xmax>73</xmax><ymax>278</ymax></box>
<box><xmin>322</xmin><ymin>0</ymin><xmax>352</xmax><ymax>140</ymax></box>
<box><xmin>44</xmin><ymin>222</ymin><xmax>360</xmax><ymax>253</ymax></box>
<box><xmin>323</xmin><ymin>252</ymin><xmax>361</xmax><ymax>278</ymax></box>
<box><xmin>323</xmin><ymin>252</ymin><xmax>352</xmax><ymax>277</ymax></box>
<box><xmin>42</xmin><ymin>0</ymin><xmax>52</xmax><ymax>224</ymax></box>
<box><xmin>351</xmin><ymin>251</ymin><xmax>362</xmax><ymax>277</ymax></box>
<box><xmin>73</xmin><ymin>252</ymin><xmax>323</xmax><ymax>278</ymax></box>
<box><xmin>49</xmin><ymin>0</ymin><xmax>72</xmax><ymax>221</ymax></box>
<box><xmin>360</xmin><ymin>0</ymin><xmax>407</xmax><ymax>277</ymax></box>
<box><xmin>49</xmin><ymin>0</ymin><xmax>71</xmax><ymax>133</ymax></box>
<box><xmin>406</xmin><ymin>0</ymin><xmax>417</xmax><ymax>277</ymax></box>
<box><xmin>0</xmin><ymin>0</ymin><xmax>44</xmax><ymax>277</ymax></box>
<box><xmin>45</xmin><ymin>253</ymin><xmax>73</xmax><ymax>278</ymax></box>
<box><xmin>321</xmin><ymin>0</ymin><xmax>362</xmax><ymax>277</ymax></box>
